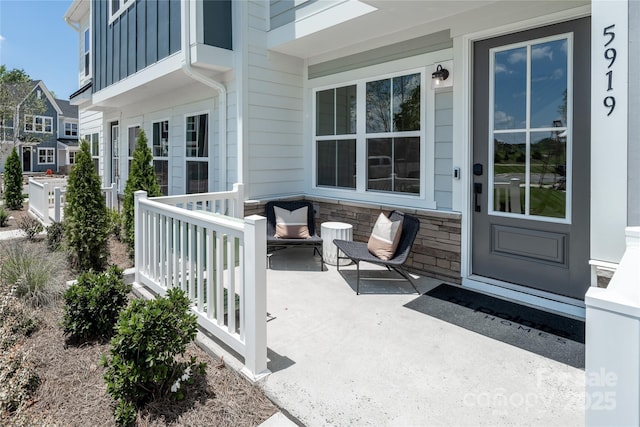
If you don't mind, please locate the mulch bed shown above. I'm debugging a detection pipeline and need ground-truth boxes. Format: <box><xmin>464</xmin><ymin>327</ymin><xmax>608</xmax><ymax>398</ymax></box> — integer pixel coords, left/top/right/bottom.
<box><xmin>1</xmin><ymin>208</ymin><xmax>279</xmax><ymax>426</ymax></box>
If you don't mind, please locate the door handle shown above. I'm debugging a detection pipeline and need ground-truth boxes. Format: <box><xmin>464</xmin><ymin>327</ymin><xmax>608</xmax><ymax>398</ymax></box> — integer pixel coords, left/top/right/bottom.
<box><xmin>474</xmin><ymin>183</ymin><xmax>482</xmax><ymax>212</ymax></box>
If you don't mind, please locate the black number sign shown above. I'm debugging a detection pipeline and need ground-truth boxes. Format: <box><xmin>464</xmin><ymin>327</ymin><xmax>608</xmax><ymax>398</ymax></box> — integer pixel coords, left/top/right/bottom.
<box><xmin>603</xmin><ymin>25</ymin><xmax>616</xmax><ymax>116</ymax></box>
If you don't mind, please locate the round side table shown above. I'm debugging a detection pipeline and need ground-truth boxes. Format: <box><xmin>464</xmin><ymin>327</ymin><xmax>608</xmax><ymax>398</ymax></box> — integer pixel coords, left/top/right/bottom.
<box><xmin>321</xmin><ymin>222</ymin><xmax>353</xmax><ymax>266</ymax></box>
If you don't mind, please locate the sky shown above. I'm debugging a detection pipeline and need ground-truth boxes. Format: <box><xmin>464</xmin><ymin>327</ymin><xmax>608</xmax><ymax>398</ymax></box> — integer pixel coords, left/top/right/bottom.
<box><xmin>0</xmin><ymin>0</ymin><xmax>78</xmax><ymax>100</ymax></box>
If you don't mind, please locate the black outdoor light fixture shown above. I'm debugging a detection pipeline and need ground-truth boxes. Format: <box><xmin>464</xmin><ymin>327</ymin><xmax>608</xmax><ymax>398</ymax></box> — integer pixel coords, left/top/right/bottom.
<box><xmin>431</xmin><ymin>64</ymin><xmax>450</xmax><ymax>87</ymax></box>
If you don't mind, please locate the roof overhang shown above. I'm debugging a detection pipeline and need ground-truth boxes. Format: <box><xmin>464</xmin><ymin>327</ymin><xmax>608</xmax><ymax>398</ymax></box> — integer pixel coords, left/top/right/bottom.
<box><xmin>69</xmin><ymin>81</ymin><xmax>92</xmax><ymax>106</ymax></box>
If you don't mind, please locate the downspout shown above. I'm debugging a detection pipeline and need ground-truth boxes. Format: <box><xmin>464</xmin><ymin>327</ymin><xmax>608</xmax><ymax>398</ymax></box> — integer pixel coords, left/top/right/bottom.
<box><xmin>181</xmin><ymin>0</ymin><xmax>228</xmax><ymax>192</ymax></box>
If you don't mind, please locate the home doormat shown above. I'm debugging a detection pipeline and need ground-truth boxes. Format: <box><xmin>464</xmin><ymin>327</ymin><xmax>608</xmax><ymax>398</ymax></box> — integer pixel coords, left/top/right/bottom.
<box><xmin>404</xmin><ymin>284</ymin><xmax>585</xmax><ymax>368</ymax></box>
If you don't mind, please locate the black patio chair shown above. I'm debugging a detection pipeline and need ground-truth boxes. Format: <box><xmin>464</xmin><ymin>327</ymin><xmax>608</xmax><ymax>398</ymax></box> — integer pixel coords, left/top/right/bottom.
<box><xmin>265</xmin><ymin>200</ymin><xmax>324</xmax><ymax>271</ymax></box>
<box><xmin>333</xmin><ymin>210</ymin><xmax>420</xmax><ymax>295</ymax></box>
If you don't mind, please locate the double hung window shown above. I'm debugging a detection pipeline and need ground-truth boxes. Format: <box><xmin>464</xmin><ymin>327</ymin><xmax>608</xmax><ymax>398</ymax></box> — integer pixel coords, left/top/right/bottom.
<box><xmin>65</xmin><ymin>122</ymin><xmax>78</xmax><ymax>136</ymax></box>
<box><xmin>38</xmin><ymin>148</ymin><xmax>54</xmax><ymax>165</ymax></box>
<box><xmin>315</xmin><ymin>71</ymin><xmax>422</xmax><ymax>196</ymax></box>
<box><xmin>24</xmin><ymin>115</ymin><xmax>53</xmax><ymax>133</ymax></box>
<box><xmin>153</xmin><ymin>120</ymin><xmax>169</xmax><ymax>196</ymax></box>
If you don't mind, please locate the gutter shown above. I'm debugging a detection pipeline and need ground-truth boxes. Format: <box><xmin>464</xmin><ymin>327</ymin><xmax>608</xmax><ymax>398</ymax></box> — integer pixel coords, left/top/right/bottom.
<box><xmin>181</xmin><ymin>0</ymin><xmax>228</xmax><ymax>192</ymax></box>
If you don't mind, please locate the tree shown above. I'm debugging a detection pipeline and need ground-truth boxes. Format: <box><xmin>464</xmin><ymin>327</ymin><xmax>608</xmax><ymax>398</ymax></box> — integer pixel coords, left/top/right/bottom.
<box><xmin>64</xmin><ymin>140</ymin><xmax>109</xmax><ymax>272</ymax></box>
<box><xmin>123</xmin><ymin>129</ymin><xmax>161</xmax><ymax>254</ymax></box>
<box><xmin>0</xmin><ymin>66</ymin><xmax>46</xmax><ymax>156</ymax></box>
<box><xmin>3</xmin><ymin>147</ymin><xmax>23</xmax><ymax>209</ymax></box>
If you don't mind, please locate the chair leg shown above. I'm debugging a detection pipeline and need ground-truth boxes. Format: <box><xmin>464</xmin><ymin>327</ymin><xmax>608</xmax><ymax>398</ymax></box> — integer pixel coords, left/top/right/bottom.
<box><xmin>356</xmin><ymin>261</ymin><xmax>360</xmax><ymax>295</ymax></box>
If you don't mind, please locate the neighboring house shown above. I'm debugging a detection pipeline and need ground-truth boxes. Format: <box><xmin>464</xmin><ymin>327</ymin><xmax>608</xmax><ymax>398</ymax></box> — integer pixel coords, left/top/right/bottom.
<box><xmin>56</xmin><ymin>99</ymin><xmax>80</xmax><ymax>173</ymax></box>
<box><xmin>63</xmin><ymin>0</ymin><xmax>638</xmax><ymax>318</ymax></box>
<box><xmin>0</xmin><ymin>80</ymin><xmax>68</xmax><ymax>173</ymax></box>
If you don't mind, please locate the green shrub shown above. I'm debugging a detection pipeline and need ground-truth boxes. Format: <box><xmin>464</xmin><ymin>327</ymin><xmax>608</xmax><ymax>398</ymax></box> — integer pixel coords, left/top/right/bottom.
<box><xmin>64</xmin><ymin>140</ymin><xmax>109</xmax><ymax>272</ymax></box>
<box><xmin>0</xmin><ymin>207</ymin><xmax>9</xmax><ymax>227</ymax></box>
<box><xmin>62</xmin><ymin>265</ymin><xmax>130</xmax><ymax>342</ymax></box>
<box><xmin>18</xmin><ymin>216</ymin><xmax>43</xmax><ymax>240</ymax></box>
<box><xmin>45</xmin><ymin>221</ymin><xmax>65</xmax><ymax>251</ymax></box>
<box><xmin>107</xmin><ymin>208</ymin><xmax>123</xmax><ymax>241</ymax></box>
<box><xmin>101</xmin><ymin>288</ymin><xmax>205</xmax><ymax>426</ymax></box>
<box><xmin>123</xmin><ymin>130</ymin><xmax>161</xmax><ymax>255</ymax></box>
<box><xmin>0</xmin><ymin>242</ymin><xmax>67</xmax><ymax>307</ymax></box>
<box><xmin>3</xmin><ymin>147</ymin><xmax>23</xmax><ymax>210</ymax></box>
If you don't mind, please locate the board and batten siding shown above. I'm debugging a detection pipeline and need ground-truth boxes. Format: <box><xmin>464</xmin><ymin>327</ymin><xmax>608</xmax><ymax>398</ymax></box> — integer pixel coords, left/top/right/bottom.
<box><xmin>92</xmin><ymin>0</ymin><xmax>182</xmax><ymax>92</ymax></box>
<box><xmin>246</xmin><ymin>1</ymin><xmax>305</xmax><ymax>199</ymax></box>
<box><xmin>434</xmin><ymin>89</ymin><xmax>453</xmax><ymax>210</ymax></box>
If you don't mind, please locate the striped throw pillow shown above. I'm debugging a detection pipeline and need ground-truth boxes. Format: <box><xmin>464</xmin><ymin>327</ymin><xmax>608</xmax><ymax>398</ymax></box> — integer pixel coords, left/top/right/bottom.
<box><xmin>367</xmin><ymin>212</ymin><xmax>403</xmax><ymax>260</ymax></box>
<box><xmin>274</xmin><ymin>206</ymin><xmax>311</xmax><ymax>239</ymax></box>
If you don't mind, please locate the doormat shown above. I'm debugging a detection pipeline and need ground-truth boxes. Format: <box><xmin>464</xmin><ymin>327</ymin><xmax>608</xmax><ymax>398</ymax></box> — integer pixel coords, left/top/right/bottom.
<box><xmin>404</xmin><ymin>284</ymin><xmax>585</xmax><ymax>369</ymax></box>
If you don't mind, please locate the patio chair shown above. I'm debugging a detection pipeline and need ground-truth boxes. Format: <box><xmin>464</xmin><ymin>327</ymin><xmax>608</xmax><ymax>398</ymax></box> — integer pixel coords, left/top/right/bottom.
<box><xmin>334</xmin><ymin>210</ymin><xmax>420</xmax><ymax>295</ymax></box>
<box><xmin>265</xmin><ymin>200</ymin><xmax>324</xmax><ymax>271</ymax></box>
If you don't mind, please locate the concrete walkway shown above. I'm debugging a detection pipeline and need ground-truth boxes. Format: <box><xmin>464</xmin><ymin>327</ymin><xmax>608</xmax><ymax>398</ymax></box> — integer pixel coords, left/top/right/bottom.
<box><xmin>252</xmin><ymin>248</ymin><xmax>584</xmax><ymax>427</ymax></box>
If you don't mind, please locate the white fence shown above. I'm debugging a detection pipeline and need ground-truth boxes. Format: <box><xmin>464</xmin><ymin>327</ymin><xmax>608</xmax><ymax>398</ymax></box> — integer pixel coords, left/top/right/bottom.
<box><xmin>27</xmin><ymin>178</ymin><xmax>117</xmax><ymax>225</ymax></box>
<box><xmin>133</xmin><ymin>184</ymin><xmax>269</xmax><ymax>381</ymax></box>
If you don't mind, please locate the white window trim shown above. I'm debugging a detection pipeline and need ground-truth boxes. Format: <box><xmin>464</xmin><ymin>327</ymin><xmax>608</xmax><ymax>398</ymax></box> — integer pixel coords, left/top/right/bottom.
<box><xmin>152</xmin><ymin>119</ymin><xmax>171</xmax><ymax>195</ymax></box>
<box><xmin>311</xmin><ymin>65</ymin><xmax>437</xmax><ymax>210</ymax></box>
<box><xmin>184</xmin><ymin>111</ymin><xmax>211</xmax><ymax>194</ymax></box>
<box><xmin>24</xmin><ymin>115</ymin><xmax>53</xmax><ymax>134</ymax></box>
<box><xmin>38</xmin><ymin>148</ymin><xmax>55</xmax><ymax>165</ymax></box>
<box><xmin>487</xmin><ymin>32</ymin><xmax>573</xmax><ymax>225</ymax></box>
<box><xmin>109</xmin><ymin>0</ymin><xmax>135</xmax><ymax>24</ymax></box>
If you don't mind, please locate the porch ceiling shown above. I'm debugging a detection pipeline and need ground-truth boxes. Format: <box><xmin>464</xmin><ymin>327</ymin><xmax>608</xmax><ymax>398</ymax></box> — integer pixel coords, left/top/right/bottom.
<box><xmin>268</xmin><ymin>0</ymin><xmax>589</xmax><ymax>64</ymax></box>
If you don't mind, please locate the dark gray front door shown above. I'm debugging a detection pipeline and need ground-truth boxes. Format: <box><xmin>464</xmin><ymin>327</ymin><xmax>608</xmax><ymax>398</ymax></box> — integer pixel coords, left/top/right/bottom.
<box><xmin>472</xmin><ymin>18</ymin><xmax>591</xmax><ymax>300</ymax></box>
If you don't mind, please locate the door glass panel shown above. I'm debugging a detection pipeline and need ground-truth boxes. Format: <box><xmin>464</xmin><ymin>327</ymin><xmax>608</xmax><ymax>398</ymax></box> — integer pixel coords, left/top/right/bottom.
<box><xmin>491</xmin><ymin>36</ymin><xmax>570</xmax><ymax>221</ymax></box>
<box><xmin>530</xmin><ymin>131</ymin><xmax>566</xmax><ymax>218</ymax></box>
<box><xmin>493</xmin><ymin>132</ymin><xmax>525</xmax><ymax>213</ymax></box>
<box><xmin>530</xmin><ymin>39</ymin><xmax>568</xmax><ymax>128</ymax></box>
<box><xmin>493</xmin><ymin>47</ymin><xmax>527</xmax><ymax>130</ymax></box>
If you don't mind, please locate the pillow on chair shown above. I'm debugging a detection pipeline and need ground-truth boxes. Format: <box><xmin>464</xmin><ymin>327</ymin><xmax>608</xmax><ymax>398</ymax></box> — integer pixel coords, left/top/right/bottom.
<box><xmin>368</xmin><ymin>212</ymin><xmax>403</xmax><ymax>260</ymax></box>
<box><xmin>274</xmin><ymin>206</ymin><xmax>311</xmax><ymax>239</ymax></box>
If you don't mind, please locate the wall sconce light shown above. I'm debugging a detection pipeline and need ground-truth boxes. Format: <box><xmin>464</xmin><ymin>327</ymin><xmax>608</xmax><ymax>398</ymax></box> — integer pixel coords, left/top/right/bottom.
<box><xmin>431</xmin><ymin>64</ymin><xmax>450</xmax><ymax>88</ymax></box>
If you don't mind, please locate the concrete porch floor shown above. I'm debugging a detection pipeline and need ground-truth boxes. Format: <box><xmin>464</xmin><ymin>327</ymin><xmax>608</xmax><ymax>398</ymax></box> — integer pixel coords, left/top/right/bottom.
<box><xmin>211</xmin><ymin>247</ymin><xmax>585</xmax><ymax>426</ymax></box>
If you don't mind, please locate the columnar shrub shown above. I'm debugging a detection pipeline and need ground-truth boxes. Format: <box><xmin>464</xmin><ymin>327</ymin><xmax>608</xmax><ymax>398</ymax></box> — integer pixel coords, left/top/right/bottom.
<box><xmin>64</xmin><ymin>140</ymin><xmax>109</xmax><ymax>272</ymax></box>
<box><xmin>46</xmin><ymin>221</ymin><xmax>65</xmax><ymax>251</ymax></box>
<box><xmin>101</xmin><ymin>288</ymin><xmax>205</xmax><ymax>426</ymax></box>
<box><xmin>62</xmin><ymin>265</ymin><xmax>130</xmax><ymax>342</ymax></box>
<box><xmin>3</xmin><ymin>147</ymin><xmax>23</xmax><ymax>210</ymax></box>
<box><xmin>123</xmin><ymin>129</ymin><xmax>161</xmax><ymax>254</ymax></box>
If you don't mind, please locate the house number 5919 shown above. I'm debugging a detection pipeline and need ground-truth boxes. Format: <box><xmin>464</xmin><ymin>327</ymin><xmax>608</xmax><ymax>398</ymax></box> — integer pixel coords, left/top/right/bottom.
<box><xmin>603</xmin><ymin>24</ymin><xmax>616</xmax><ymax>116</ymax></box>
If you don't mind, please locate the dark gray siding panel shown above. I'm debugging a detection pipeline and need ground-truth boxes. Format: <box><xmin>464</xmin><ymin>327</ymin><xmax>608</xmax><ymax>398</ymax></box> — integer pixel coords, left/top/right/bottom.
<box><xmin>92</xmin><ymin>0</ymin><xmax>182</xmax><ymax>92</ymax></box>
<box><xmin>203</xmin><ymin>0</ymin><xmax>232</xmax><ymax>50</ymax></box>
<box><xmin>146</xmin><ymin>0</ymin><xmax>158</xmax><ymax>66</ymax></box>
<box><xmin>158</xmin><ymin>0</ymin><xmax>170</xmax><ymax>58</ymax></box>
<box><xmin>136</xmin><ymin>0</ymin><xmax>146</xmax><ymax>72</ymax></box>
<box><xmin>169</xmin><ymin>0</ymin><xmax>181</xmax><ymax>54</ymax></box>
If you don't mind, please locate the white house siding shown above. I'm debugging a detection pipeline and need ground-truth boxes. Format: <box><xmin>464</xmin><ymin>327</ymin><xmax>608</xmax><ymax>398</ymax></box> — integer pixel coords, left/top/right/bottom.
<box><xmin>79</xmin><ymin>108</ymin><xmax>103</xmax><ymax>180</ymax></box>
<box><xmin>245</xmin><ymin>0</ymin><xmax>305</xmax><ymax>199</ymax></box>
<box><xmin>434</xmin><ymin>88</ymin><xmax>453</xmax><ymax>210</ymax></box>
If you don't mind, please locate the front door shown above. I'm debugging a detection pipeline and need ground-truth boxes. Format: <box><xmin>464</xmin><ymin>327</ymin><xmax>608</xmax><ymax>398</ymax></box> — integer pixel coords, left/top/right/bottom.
<box><xmin>472</xmin><ymin>18</ymin><xmax>590</xmax><ymax>300</ymax></box>
<box><xmin>22</xmin><ymin>146</ymin><xmax>32</xmax><ymax>172</ymax></box>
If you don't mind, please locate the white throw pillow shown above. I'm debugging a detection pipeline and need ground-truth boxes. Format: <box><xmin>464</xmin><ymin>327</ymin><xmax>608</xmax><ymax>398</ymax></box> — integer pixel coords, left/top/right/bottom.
<box><xmin>274</xmin><ymin>206</ymin><xmax>311</xmax><ymax>239</ymax></box>
<box><xmin>367</xmin><ymin>212</ymin><xmax>403</xmax><ymax>260</ymax></box>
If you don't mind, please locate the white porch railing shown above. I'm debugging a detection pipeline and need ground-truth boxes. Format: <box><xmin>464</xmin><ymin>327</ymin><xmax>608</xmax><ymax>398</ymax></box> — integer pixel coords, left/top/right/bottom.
<box><xmin>133</xmin><ymin>184</ymin><xmax>269</xmax><ymax>381</ymax></box>
<box><xmin>28</xmin><ymin>178</ymin><xmax>118</xmax><ymax>225</ymax></box>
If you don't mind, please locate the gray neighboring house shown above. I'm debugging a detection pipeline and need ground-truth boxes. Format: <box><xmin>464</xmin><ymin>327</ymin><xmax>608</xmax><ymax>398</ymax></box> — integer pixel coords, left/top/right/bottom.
<box><xmin>0</xmin><ymin>80</ymin><xmax>78</xmax><ymax>174</ymax></box>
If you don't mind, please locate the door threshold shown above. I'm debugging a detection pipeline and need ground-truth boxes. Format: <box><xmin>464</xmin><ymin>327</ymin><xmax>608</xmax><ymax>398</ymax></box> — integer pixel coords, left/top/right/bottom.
<box><xmin>462</xmin><ymin>276</ymin><xmax>586</xmax><ymax>320</ymax></box>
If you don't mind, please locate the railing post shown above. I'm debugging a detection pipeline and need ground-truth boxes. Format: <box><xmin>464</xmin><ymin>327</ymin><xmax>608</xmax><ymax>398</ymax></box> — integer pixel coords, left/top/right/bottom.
<box><xmin>233</xmin><ymin>183</ymin><xmax>244</xmax><ymax>218</ymax></box>
<box><xmin>110</xmin><ymin>183</ymin><xmax>117</xmax><ymax>210</ymax></box>
<box><xmin>585</xmin><ymin>227</ymin><xmax>640</xmax><ymax>426</ymax></box>
<box><xmin>54</xmin><ymin>187</ymin><xmax>62</xmax><ymax>222</ymax></box>
<box><xmin>241</xmin><ymin>214</ymin><xmax>270</xmax><ymax>381</ymax></box>
<box><xmin>134</xmin><ymin>191</ymin><xmax>148</xmax><ymax>285</ymax></box>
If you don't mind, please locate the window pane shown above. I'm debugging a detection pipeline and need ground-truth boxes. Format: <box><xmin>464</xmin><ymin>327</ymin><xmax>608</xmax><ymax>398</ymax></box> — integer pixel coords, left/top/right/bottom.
<box><xmin>186</xmin><ymin>114</ymin><xmax>208</xmax><ymax>157</ymax></box>
<box><xmin>367</xmin><ymin>138</ymin><xmax>392</xmax><ymax>191</ymax></box>
<box><xmin>393</xmin><ymin>74</ymin><xmax>420</xmax><ymax>131</ymax></box>
<box><xmin>493</xmin><ymin>132</ymin><xmax>525</xmax><ymax>213</ymax></box>
<box><xmin>111</xmin><ymin>0</ymin><xmax>120</xmax><ymax>14</ymax></box>
<box><xmin>335</xmin><ymin>85</ymin><xmax>356</xmax><ymax>135</ymax></box>
<box><xmin>530</xmin><ymin>39</ymin><xmax>568</xmax><ymax>128</ymax></box>
<box><xmin>186</xmin><ymin>161</ymin><xmax>208</xmax><ymax>194</ymax></box>
<box><xmin>128</xmin><ymin>126</ymin><xmax>139</xmax><ymax>156</ymax></box>
<box><xmin>530</xmin><ymin>131</ymin><xmax>566</xmax><ymax>218</ymax></box>
<box><xmin>84</xmin><ymin>29</ymin><xmax>90</xmax><ymax>53</ymax></box>
<box><xmin>393</xmin><ymin>137</ymin><xmax>420</xmax><ymax>193</ymax></box>
<box><xmin>317</xmin><ymin>139</ymin><xmax>356</xmax><ymax>188</ymax></box>
<box><xmin>154</xmin><ymin>159</ymin><xmax>169</xmax><ymax>196</ymax></box>
<box><xmin>92</xmin><ymin>133</ymin><xmax>99</xmax><ymax>156</ymax></box>
<box><xmin>153</xmin><ymin>121</ymin><xmax>169</xmax><ymax>156</ymax></box>
<box><xmin>366</xmin><ymin>79</ymin><xmax>391</xmax><ymax>133</ymax></box>
<box><xmin>494</xmin><ymin>47</ymin><xmax>527</xmax><ymax>130</ymax></box>
<box><xmin>316</xmin><ymin>89</ymin><xmax>334</xmax><ymax>136</ymax></box>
